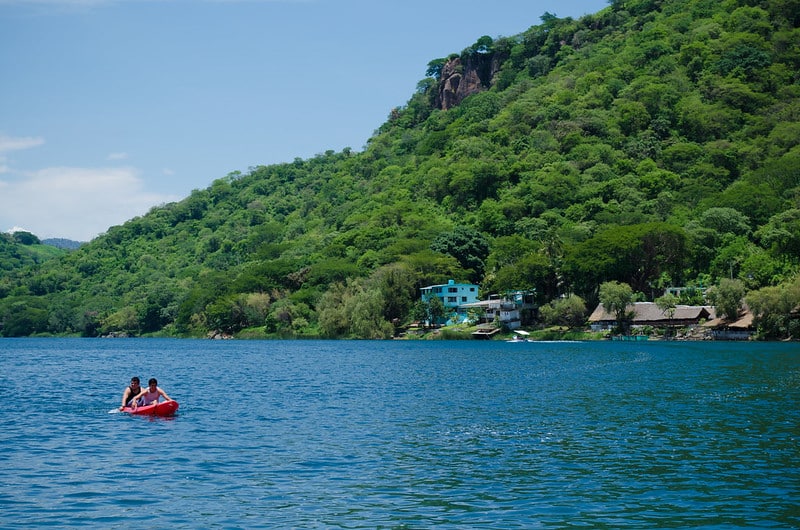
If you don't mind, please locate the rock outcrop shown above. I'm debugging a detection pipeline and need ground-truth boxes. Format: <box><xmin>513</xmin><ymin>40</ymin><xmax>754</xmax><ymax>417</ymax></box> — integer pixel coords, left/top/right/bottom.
<box><xmin>436</xmin><ymin>52</ymin><xmax>502</xmax><ymax>110</ymax></box>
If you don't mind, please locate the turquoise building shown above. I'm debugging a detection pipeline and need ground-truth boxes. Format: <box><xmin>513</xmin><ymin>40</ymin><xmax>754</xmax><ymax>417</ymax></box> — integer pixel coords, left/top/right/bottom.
<box><xmin>420</xmin><ymin>280</ymin><xmax>480</xmax><ymax>325</ymax></box>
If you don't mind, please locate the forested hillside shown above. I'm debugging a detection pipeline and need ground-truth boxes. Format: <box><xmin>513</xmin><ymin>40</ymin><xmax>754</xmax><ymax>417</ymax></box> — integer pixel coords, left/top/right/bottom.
<box><xmin>0</xmin><ymin>232</ymin><xmax>68</xmax><ymax>273</ymax></box>
<box><xmin>2</xmin><ymin>0</ymin><xmax>799</xmax><ymax>339</ymax></box>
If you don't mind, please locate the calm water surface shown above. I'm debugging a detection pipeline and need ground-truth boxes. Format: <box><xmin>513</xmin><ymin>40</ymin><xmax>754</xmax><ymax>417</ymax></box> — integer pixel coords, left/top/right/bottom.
<box><xmin>0</xmin><ymin>339</ymin><xmax>798</xmax><ymax>528</ymax></box>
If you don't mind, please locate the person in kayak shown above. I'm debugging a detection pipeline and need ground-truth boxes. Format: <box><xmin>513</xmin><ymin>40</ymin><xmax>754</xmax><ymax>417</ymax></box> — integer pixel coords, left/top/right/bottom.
<box><xmin>119</xmin><ymin>376</ymin><xmax>143</xmax><ymax>411</ymax></box>
<box><xmin>130</xmin><ymin>378</ymin><xmax>173</xmax><ymax>409</ymax></box>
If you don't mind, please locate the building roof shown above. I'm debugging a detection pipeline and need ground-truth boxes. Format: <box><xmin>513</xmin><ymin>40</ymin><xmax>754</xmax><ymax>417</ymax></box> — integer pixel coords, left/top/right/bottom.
<box><xmin>588</xmin><ymin>302</ymin><xmax>716</xmax><ymax>324</ymax></box>
<box><xmin>703</xmin><ymin>308</ymin><xmax>754</xmax><ymax>329</ymax></box>
<box><xmin>460</xmin><ymin>300</ymin><xmax>493</xmax><ymax>308</ymax></box>
<box><xmin>421</xmin><ymin>280</ymin><xmax>478</xmax><ymax>290</ymax></box>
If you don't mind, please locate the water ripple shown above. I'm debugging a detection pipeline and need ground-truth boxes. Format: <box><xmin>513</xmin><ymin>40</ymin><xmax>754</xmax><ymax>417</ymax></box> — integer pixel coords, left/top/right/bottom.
<box><xmin>0</xmin><ymin>339</ymin><xmax>798</xmax><ymax>528</ymax></box>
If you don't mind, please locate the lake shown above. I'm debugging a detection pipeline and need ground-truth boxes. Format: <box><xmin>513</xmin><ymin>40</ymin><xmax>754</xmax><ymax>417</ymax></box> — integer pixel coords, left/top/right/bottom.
<box><xmin>1</xmin><ymin>338</ymin><xmax>798</xmax><ymax>528</ymax></box>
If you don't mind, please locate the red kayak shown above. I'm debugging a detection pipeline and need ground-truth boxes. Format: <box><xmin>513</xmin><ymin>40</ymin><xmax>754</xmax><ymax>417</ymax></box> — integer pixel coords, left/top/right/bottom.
<box><xmin>123</xmin><ymin>400</ymin><xmax>179</xmax><ymax>417</ymax></box>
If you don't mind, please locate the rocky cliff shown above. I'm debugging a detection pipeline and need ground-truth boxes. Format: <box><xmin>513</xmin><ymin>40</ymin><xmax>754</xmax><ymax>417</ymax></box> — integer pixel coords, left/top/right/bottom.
<box><xmin>435</xmin><ymin>52</ymin><xmax>502</xmax><ymax>110</ymax></box>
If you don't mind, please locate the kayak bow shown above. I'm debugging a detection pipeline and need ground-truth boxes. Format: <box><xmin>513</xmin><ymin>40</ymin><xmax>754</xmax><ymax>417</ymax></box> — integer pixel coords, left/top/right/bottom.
<box><xmin>122</xmin><ymin>400</ymin><xmax>179</xmax><ymax>417</ymax></box>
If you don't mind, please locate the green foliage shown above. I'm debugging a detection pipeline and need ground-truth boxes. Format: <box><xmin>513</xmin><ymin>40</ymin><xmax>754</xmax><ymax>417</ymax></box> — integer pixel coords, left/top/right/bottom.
<box><xmin>756</xmin><ymin>208</ymin><xmax>800</xmax><ymax>257</ymax></box>
<box><xmin>708</xmin><ymin>278</ymin><xmax>746</xmax><ymax>320</ymax></box>
<box><xmin>423</xmin><ymin>294</ymin><xmax>447</xmax><ymax>327</ymax></box>
<box><xmin>0</xmin><ymin>297</ymin><xmax>44</xmax><ymax>335</ymax></box>
<box><xmin>655</xmin><ymin>292</ymin><xmax>679</xmax><ymax>318</ymax></box>
<box><xmin>430</xmin><ymin>227</ymin><xmax>490</xmax><ymax>283</ymax></box>
<box><xmin>490</xmin><ymin>253</ymin><xmax>555</xmax><ymax>302</ymax></box>
<box><xmin>316</xmin><ymin>263</ymin><xmax>417</xmax><ymax>338</ymax></box>
<box><xmin>599</xmin><ymin>281</ymin><xmax>634</xmax><ymax>330</ymax></box>
<box><xmin>426</xmin><ymin>58</ymin><xmax>447</xmax><ymax>79</ymax></box>
<box><xmin>564</xmin><ymin>223</ymin><xmax>686</xmax><ymax>299</ymax></box>
<box><xmin>539</xmin><ymin>294</ymin><xmax>587</xmax><ymax>328</ymax></box>
<box><xmin>0</xmin><ymin>233</ymin><xmax>69</xmax><ymax>274</ymax></box>
<box><xmin>12</xmin><ymin>231</ymin><xmax>40</xmax><ymax>245</ymax></box>
<box><xmin>2</xmin><ymin>0</ymin><xmax>800</xmax><ymax>339</ymax></box>
<box><xmin>746</xmin><ymin>275</ymin><xmax>800</xmax><ymax>339</ymax></box>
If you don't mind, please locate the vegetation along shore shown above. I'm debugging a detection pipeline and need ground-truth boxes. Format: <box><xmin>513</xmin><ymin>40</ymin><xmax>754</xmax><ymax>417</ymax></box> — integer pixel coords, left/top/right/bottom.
<box><xmin>2</xmin><ymin>0</ymin><xmax>799</xmax><ymax>340</ymax></box>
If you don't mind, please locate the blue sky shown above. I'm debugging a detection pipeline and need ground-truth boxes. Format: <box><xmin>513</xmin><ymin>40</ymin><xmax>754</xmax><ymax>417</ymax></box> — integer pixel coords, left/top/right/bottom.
<box><xmin>0</xmin><ymin>0</ymin><xmax>608</xmax><ymax>241</ymax></box>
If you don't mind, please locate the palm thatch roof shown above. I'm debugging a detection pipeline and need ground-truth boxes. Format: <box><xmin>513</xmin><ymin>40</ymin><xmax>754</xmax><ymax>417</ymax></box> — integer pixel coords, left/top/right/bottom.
<box><xmin>588</xmin><ymin>302</ymin><xmax>715</xmax><ymax>325</ymax></box>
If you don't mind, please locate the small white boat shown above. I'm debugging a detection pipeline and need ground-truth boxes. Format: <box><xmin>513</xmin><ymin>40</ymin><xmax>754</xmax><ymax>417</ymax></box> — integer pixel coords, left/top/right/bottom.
<box><xmin>507</xmin><ymin>330</ymin><xmax>532</xmax><ymax>342</ymax></box>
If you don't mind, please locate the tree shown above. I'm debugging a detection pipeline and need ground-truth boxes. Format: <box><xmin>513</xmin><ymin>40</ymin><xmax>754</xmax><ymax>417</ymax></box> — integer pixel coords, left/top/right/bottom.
<box><xmin>486</xmin><ymin>235</ymin><xmax>539</xmax><ymax>271</ymax></box>
<box><xmin>410</xmin><ymin>300</ymin><xmax>430</xmax><ymax>328</ymax></box>
<box><xmin>205</xmin><ymin>294</ymin><xmax>248</xmax><ymax>335</ymax></box>
<box><xmin>756</xmin><ymin>209</ymin><xmax>800</xmax><ymax>259</ymax></box>
<box><xmin>699</xmin><ymin>207</ymin><xmax>752</xmax><ymax>236</ymax></box>
<box><xmin>599</xmin><ymin>281</ymin><xmax>634</xmax><ymax>333</ymax></box>
<box><xmin>540</xmin><ymin>294</ymin><xmax>587</xmax><ymax>328</ymax></box>
<box><xmin>712</xmin><ymin>181</ymin><xmax>785</xmax><ymax>228</ymax></box>
<box><xmin>746</xmin><ymin>275</ymin><xmax>800</xmax><ymax>339</ymax></box>
<box><xmin>318</xmin><ymin>270</ymin><xmax>413</xmax><ymax>338</ymax></box>
<box><xmin>317</xmin><ymin>282</ymin><xmax>351</xmax><ymax>337</ymax></box>
<box><xmin>243</xmin><ymin>292</ymin><xmax>272</xmax><ymax>328</ymax></box>
<box><xmin>0</xmin><ymin>298</ymin><xmax>49</xmax><ymax>337</ymax></box>
<box><xmin>708</xmin><ymin>278</ymin><xmax>746</xmax><ymax>321</ymax></box>
<box><xmin>564</xmin><ymin>223</ymin><xmax>687</xmax><ymax>298</ymax></box>
<box><xmin>424</xmin><ymin>295</ymin><xmax>446</xmax><ymax>327</ymax></box>
<box><xmin>655</xmin><ymin>292</ymin><xmax>678</xmax><ymax>320</ymax></box>
<box><xmin>655</xmin><ymin>292</ymin><xmax>679</xmax><ymax>338</ymax></box>
<box><xmin>346</xmin><ymin>286</ymin><xmax>394</xmax><ymax>339</ymax></box>
<box><xmin>401</xmin><ymin>250</ymin><xmax>465</xmax><ymax>290</ymax></box>
<box><xmin>426</xmin><ymin>58</ymin><xmax>447</xmax><ymax>80</ymax></box>
<box><xmin>102</xmin><ymin>306</ymin><xmax>140</xmax><ymax>335</ymax></box>
<box><xmin>264</xmin><ymin>298</ymin><xmax>311</xmax><ymax>336</ymax></box>
<box><xmin>369</xmin><ymin>263</ymin><xmax>417</xmax><ymax>326</ymax></box>
<box><xmin>12</xmin><ymin>231</ymin><xmax>40</xmax><ymax>245</ymax></box>
<box><xmin>490</xmin><ymin>253</ymin><xmax>555</xmax><ymax>302</ymax></box>
<box><xmin>430</xmin><ymin>227</ymin><xmax>490</xmax><ymax>283</ymax></box>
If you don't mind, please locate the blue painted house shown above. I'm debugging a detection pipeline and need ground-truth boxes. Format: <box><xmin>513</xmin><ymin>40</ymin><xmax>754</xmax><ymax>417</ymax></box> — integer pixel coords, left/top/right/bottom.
<box><xmin>420</xmin><ymin>280</ymin><xmax>480</xmax><ymax>325</ymax></box>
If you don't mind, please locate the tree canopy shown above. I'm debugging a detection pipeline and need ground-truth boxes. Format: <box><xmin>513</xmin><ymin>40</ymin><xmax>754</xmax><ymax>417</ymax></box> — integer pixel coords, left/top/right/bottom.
<box><xmin>1</xmin><ymin>0</ymin><xmax>799</xmax><ymax>339</ymax></box>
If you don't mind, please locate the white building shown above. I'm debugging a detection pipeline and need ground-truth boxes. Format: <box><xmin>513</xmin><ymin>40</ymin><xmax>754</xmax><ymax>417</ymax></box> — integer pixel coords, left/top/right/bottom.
<box><xmin>463</xmin><ymin>294</ymin><xmax>525</xmax><ymax>330</ymax></box>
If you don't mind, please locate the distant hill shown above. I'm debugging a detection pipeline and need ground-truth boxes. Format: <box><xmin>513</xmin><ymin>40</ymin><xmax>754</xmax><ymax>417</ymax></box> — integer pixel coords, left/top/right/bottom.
<box><xmin>1</xmin><ymin>0</ymin><xmax>798</xmax><ymax>339</ymax></box>
<box><xmin>43</xmin><ymin>238</ymin><xmax>84</xmax><ymax>250</ymax></box>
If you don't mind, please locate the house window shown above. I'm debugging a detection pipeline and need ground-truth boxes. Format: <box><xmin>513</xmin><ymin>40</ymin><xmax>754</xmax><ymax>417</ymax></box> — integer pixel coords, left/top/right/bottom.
<box><xmin>447</xmin><ymin>297</ymin><xmax>457</xmax><ymax>303</ymax></box>
<box><xmin>448</xmin><ymin>287</ymin><xmax>458</xmax><ymax>293</ymax></box>
<box><xmin>461</xmin><ymin>296</ymin><xmax>467</xmax><ymax>302</ymax></box>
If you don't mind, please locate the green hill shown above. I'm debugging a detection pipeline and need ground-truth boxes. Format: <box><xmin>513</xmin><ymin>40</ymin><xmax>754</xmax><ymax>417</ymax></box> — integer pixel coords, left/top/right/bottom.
<box><xmin>1</xmin><ymin>0</ymin><xmax>799</xmax><ymax>339</ymax></box>
<box><xmin>1</xmin><ymin>232</ymin><xmax>69</xmax><ymax>272</ymax></box>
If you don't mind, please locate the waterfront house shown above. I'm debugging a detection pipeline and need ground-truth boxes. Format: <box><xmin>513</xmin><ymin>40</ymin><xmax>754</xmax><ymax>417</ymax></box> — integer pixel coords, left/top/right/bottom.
<box><xmin>588</xmin><ymin>302</ymin><xmax>715</xmax><ymax>332</ymax></box>
<box><xmin>463</xmin><ymin>290</ymin><xmax>537</xmax><ymax>331</ymax></box>
<box><xmin>420</xmin><ymin>280</ymin><xmax>480</xmax><ymax>325</ymax></box>
<box><xmin>703</xmin><ymin>307</ymin><xmax>755</xmax><ymax>340</ymax></box>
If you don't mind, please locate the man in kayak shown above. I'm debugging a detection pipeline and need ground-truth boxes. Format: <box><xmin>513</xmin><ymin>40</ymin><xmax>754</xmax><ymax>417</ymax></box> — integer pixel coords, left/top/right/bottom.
<box><xmin>130</xmin><ymin>378</ymin><xmax>173</xmax><ymax>410</ymax></box>
<box><xmin>119</xmin><ymin>376</ymin><xmax>143</xmax><ymax>411</ymax></box>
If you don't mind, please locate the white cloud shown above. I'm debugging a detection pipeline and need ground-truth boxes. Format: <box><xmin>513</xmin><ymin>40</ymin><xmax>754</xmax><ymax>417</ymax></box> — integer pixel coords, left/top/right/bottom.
<box><xmin>0</xmin><ymin>134</ymin><xmax>45</xmax><ymax>154</ymax></box>
<box><xmin>0</xmin><ymin>134</ymin><xmax>44</xmax><ymax>177</ymax></box>
<box><xmin>0</xmin><ymin>166</ymin><xmax>180</xmax><ymax>241</ymax></box>
<box><xmin>107</xmin><ymin>152</ymin><xmax>129</xmax><ymax>161</ymax></box>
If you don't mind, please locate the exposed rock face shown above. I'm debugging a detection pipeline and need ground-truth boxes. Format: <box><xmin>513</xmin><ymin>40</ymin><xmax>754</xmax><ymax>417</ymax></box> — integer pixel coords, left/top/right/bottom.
<box><xmin>436</xmin><ymin>53</ymin><xmax>502</xmax><ymax>110</ymax></box>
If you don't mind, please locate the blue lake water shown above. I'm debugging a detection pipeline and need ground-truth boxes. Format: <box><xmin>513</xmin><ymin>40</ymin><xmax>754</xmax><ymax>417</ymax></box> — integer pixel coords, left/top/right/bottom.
<box><xmin>1</xmin><ymin>338</ymin><xmax>798</xmax><ymax>528</ymax></box>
